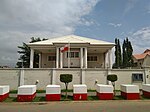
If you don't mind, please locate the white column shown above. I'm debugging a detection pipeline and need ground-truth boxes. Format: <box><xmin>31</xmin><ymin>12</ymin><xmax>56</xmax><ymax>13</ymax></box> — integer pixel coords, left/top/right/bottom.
<box><xmin>19</xmin><ymin>69</ymin><xmax>24</xmax><ymax>86</ymax></box>
<box><xmin>104</xmin><ymin>52</ymin><xmax>108</xmax><ymax>69</ymax></box>
<box><xmin>60</xmin><ymin>52</ymin><xmax>63</xmax><ymax>68</ymax></box>
<box><xmin>81</xmin><ymin>69</ymin><xmax>85</xmax><ymax>84</ymax></box>
<box><xmin>80</xmin><ymin>47</ymin><xmax>83</xmax><ymax>68</ymax></box>
<box><xmin>39</xmin><ymin>53</ymin><xmax>41</xmax><ymax>68</ymax></box>
<box><xmin>84</xmin><ymin>47</ymin><xmax>87</xmax><ymax>68</ymax></box>
<box><xmin>108</xmin><ymin>49</ymin><xmax>112</xmax><ymax>69</ymax></box>
<box><xmin>52</xmin><ymin>69</ymin><xmax>56</xmax><ymax>84</ymax></box>
<box><xmin>56</xmin><ymin>47</ymin><xmax>59</xmax><ymax>68</ymax></box>
<box><xmin>30</xmin><ymin>48</ymin><xmax>34</xmax><ymax>68</ymax></box>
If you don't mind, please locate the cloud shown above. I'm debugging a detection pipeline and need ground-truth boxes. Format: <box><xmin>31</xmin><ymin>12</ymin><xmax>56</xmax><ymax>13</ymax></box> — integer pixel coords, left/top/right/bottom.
<box><xmin>108</xmin><ymin>23</ymin><xmax>122</xmax><ymax>28</ymax></box>
<box><xmin>124</xmin><ymin>0</ymin><xmax>138</xmax><ymax>14</ymax></box>
<box><xmin>0</xmin><ymin>0</ymin><xmax>100</xmax><ymax>67</ymax></box>
<box><xmin>130</xmin><ymin>27</ymin><xmax>150</xmax><ymax>54</ymax></box>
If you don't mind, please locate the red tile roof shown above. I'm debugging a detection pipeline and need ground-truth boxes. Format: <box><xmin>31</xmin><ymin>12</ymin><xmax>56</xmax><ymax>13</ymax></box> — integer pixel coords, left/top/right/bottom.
<box><xmin>133</xmin><ymin>49</ymin><xmax>150</xmax><ymax>60</ymax></box>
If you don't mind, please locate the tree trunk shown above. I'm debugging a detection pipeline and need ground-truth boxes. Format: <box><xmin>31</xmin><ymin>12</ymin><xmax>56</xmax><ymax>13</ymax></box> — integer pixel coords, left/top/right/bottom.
<box><xmin>65</xmin><ymin>83</ymin><xmax>68</xmax><ymax>98</ymax></box>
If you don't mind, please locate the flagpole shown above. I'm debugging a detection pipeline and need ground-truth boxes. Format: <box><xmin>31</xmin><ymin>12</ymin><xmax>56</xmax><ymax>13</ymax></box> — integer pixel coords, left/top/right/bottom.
<box><xmin>68</xmin><ymin>41</ymin><xmax>70</xmax><ymax>68</ymax></box>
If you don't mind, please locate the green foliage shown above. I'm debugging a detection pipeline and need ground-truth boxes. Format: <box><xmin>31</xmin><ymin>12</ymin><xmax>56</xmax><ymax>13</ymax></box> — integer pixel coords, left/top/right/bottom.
<box><xmin>60</xmin><ymin>74</ymin><xmax>73</xmax><ymax>98</ymax></box>
<box><xmin>16</xmin><ymin>37</ymin><xmax>47</xmax><ymax>68</ymax></box>
<box><xmin>122</xmin><ymin>38</ymin><xmax>133</xmax><ymax>68</ymax></box>
<box><xmin>60</xmin><ymin>74</ymin><xmax>73</xmax><ymax>83</ymax></box>
<box><xmin>107</xmin><ymin>74</ymin><xmax>118</xmax><ymax>82</ymax></box>
<box><xmin>107</xmin><ymin>74</ymin><xmax>118</xmax><ymax>95</ymax></box>
<box><xmin>113</xmin><ymin>37</ymin><xmax>133</xmax><ymax>68</ymax></box>
<box><xmin>114</xmin><ymin>38</ymin><xmax>122</xmax><ymax>68</ymax></box>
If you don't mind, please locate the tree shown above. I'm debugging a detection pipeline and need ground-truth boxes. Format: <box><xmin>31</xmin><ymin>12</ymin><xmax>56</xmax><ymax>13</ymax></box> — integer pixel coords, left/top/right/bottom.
<box><xmin>126</xmin><ymin>38</ymin><xmax>133</xmax><ymax>67</ymax></box>
<box><xmin>107</xmin><ymin>74</ymin><xmax>118</xmax><ymax>95</ymax></box>
<box><xmin>114</xmin><ymin>38</ymin><xmax>122</xmax><ymax>68</ymax></box>
<box><xmin>60</xmin><ymin>74</ymin><xmax>73</xmax><ymax>98</ymax></box>
<box><xmin>114</xmin><ymin>38</ymin><xmax>119</xmax><ymax>68</ymax></box>
<box><xmin>16</xmin><ymin>37</ymin><xmax>47</xmax><ymax>68</ymax></box>
<box><xmin>118</xmin><ymin>39</ymin><xmax>122</xmax><ymax>67</ymax></box>
<box><xmin>122</xmin><ymin>38</ymin><xmax>133</xmax><ymax>68</ymax></box>
<box><xmin>122</xmin><ymin>40</ymin><xmax>128</xmax><ymax>68</ymax></box>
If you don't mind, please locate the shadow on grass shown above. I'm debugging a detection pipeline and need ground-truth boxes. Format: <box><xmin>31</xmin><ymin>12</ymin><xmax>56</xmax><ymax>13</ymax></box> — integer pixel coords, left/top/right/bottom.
<box><xmin>140</xmin><ymin>95</ymin><xmax>150</xmax><ymax>100</ymax></box>
<box><xmin>61</xmin><ymin>95</ymin><xmax>73</xmax><ymax>101</ymax></box>
<box><xmin>33</xmin><ymin>97</ymin><xmax>46</xmax><ymax>102</ymax></box>
<box><xmin>9</xmin><ymin>90</ymin><xmax>17</xmax><ymax>94</ymax></box>
<box><xmin>88</xmin><ymin>96</ymin><xmax>99</xmax><ymax>100</ymax></box>
<box><xmin>3</xmin><ymin>97</ymin><xmax>17</xmax><ymax>102</ymax></box>
<box><xmin>113</xmin><ymin>95</ymin><xmax>125</xmax><ymax>100</ymax></box>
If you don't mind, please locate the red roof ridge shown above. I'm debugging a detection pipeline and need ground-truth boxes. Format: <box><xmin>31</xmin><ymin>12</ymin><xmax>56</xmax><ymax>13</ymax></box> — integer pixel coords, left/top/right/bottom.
<box><xmin>133</xmin><ymin>50</ymin><xmax>150</xmax><ymax>60</ymax></box>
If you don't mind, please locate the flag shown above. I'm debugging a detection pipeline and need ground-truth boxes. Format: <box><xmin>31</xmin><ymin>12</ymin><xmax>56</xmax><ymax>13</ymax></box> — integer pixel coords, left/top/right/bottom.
<box><xmin>60</xmin><ymin>44</ymin><xmax>69</xmax><ymax>52</ymax></box>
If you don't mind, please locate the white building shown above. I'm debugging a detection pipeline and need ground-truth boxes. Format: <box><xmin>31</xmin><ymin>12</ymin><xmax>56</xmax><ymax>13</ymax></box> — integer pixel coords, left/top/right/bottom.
<box><xmin>27</xmin><ymin>35</ymin><xmax>115</xmax><ymax>69</ymax></box>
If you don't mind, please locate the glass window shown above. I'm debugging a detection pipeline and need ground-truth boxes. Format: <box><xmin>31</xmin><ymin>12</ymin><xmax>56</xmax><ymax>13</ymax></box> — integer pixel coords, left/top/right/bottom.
<box><xmin>66</xmin><ymin>52</ymin><xmax>79</xmax><ymax>58</ymax></box>
<box><xmin>132</xmin><ymin>73</ymin><xmax>143</xmax><ymax>82</ymax></box>
<box><xmin>75</xmin><ymin>52</ymin><xmax>79</xmax><ymax>58</ymax></box>
<box><xmin>48</xmin><ymin>56</ymin><xmax>56</xmax><ymax>61</ymax></box>
<box><xmin>87</xmin><ymin>56</ymin><xmax>97</xmax><ymax>61</ymax></box>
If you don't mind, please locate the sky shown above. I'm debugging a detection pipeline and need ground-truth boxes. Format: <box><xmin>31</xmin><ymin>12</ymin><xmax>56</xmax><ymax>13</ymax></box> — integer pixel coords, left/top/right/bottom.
<box><xmin>0</xmin><ymin>0</ymin><xmax>150</xmax><ymax>67</ymax></box>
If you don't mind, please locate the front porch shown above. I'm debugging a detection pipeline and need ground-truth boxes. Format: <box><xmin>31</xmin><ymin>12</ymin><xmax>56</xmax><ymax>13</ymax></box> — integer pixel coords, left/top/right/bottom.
<box><xmin>30</xmin><ymin>46</ymin><xmax>112</xmax><ymax>69</ymax></box>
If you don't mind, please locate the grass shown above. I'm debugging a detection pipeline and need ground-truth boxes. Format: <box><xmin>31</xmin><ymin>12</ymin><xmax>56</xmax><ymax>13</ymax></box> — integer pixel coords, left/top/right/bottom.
<box><xmin>3</xmin><ymin>97</ymin><xmax>17</xmax><ymax>102</ymax></box>
<box><xmin>9</xmin><ymin>90</ymin><xmax>17</xmax><ymax>94</ymax></box>
<box><xmin>36</xmin><ymin>90</ymin><xmax>46</xmax><ymax>93</ymax></box>
<box><xmin>61</xmin><ymin>89</ymin><xmax>73</xmax><ymax>92</ymax></box>
<box><xmin>140</xmin><ymin>95</ymin><xmax>150</xmax><ymax>100</ymax></box>
<box><xmin>9</xmin><ymin>89</ymin><xmax>97</xmax><ymax>93</ymax></box>
<box><xmin>33</xmin><ymin>97</ymin><xmax>45</xmax><ymax>102</ymax></box>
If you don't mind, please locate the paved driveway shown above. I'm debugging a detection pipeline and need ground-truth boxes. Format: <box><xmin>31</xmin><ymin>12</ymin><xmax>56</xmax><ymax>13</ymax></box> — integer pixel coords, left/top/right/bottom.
<box><xmin>0</xmin><ymin>100</ymin><xmax>150</xmax><ymax>112</ymax></box>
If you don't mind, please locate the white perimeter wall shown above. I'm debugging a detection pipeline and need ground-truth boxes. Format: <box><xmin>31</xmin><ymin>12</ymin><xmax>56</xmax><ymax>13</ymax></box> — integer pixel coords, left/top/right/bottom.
<box><xmin>0</xmin><ymin>68</ymin><xmax>149</xmax><ymax>90</ymax></box>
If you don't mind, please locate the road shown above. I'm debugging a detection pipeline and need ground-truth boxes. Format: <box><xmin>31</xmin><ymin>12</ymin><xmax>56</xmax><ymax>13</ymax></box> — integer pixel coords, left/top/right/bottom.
<box><xmin>0</xmin><ymin>100</ymin><xmax>150</xmax><ymax>112</ymax></box>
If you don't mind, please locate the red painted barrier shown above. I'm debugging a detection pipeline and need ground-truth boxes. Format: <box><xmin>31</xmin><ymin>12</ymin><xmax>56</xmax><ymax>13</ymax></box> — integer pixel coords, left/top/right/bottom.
<box><xmin>0</xmin><ymin>93</ymin><xmax>9</xmax><ymax>102</ymax></box>
<box><xmin>73</xmin><ymin>93</ymin><xmax>87</xmax><ymax>100</ymax></box>
<box><xmin>121</xmin><ymin>91</ymin><xmax>140</xmax><ymax>100</ymax></box>
<box><xmin>142</xmin><ymin>90</ymin><xmax>150</xmax><ymax>98</ymax></box>
<box><xmin>46</xmin><ymin>94</ymin><xmax>61</xmax><ymax>101</ymax></box>
<box><xmin>97</xmin><ymin>92</ymin><xmax>113</xmax><ymax>100</ymax></box>
<box><xmin>17</xmin><ymin>92</ymin><xmax>36</xmax><ymax>102</ymax></box>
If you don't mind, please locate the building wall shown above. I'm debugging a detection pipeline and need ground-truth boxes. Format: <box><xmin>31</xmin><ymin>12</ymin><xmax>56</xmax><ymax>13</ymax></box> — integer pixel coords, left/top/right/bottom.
<box><xmin>0</xmin><ymin>68</ymin><xmax>149</xmax><ymax>90</ymax></box>
<box><xmin>41</xmin><ymin>51</ymin><xmax>105</xmax><ymax>68</ymax></box>
<box><xmin>85</xmin><ymin>69</ymin><xmax>107</xmax><ymax>89</ymax></box>
<box><xmin>0</xmin><ymin>69</ymin><xmax>20</xmax><ymax>90</ymax></box>
<box><xmin>41</xmin><ymin>53</ymin><xmax>56</xmax><ymax>68</ymax></box>
<box><xmin>87</xmin><ymin>53</ymin><xmax>104</xmax><ymax>68</ymax></box>
<box><xmin>54</xmin><ymin>69</ymin><xmax>81</xmax><ymax>89</ymax></box>
<box><xmin>24</xmin><ymin>69</ymin><xmax>52</xmax><ymax>89</ymax></box>
<box><xmin>111</xmin><ymin>69</ymin><xmax>145</xmax><ymax>89</ymax></box>
<box><xmin>143</xmin><ymin>55</ymin><xmax>150</xmax><ymax>67</ymax></box>
<box><xmin>63</xmin><ymin>48</ymin><xmax>80</xmax><ymax>68</ymax></box>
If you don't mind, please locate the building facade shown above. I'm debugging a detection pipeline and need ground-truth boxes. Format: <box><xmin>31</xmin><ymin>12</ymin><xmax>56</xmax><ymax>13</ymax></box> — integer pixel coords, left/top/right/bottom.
<box><xmin>27</xmin><ymin>35</ymin><xmax>115</xmax><ymax>69</ymax></box>
<box><xmin>133</xmin><ymin>49</ymin><xmax>150</xmax><ymax>68</ymax></box>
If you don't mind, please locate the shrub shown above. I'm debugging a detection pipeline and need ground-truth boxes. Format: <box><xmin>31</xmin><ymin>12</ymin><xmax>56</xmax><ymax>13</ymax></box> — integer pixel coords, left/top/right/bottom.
<box><xmin>60</xmin><ymin>74</ymin><xmax>73</xmax><ymax>98</ymax></box>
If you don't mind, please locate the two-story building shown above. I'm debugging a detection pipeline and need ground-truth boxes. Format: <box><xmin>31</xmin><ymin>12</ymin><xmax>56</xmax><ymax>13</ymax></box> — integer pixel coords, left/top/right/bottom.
<box><xmin>27</xmin><ymin>35</ymin><xmax>115</xmax><ymax>69</ymax></box>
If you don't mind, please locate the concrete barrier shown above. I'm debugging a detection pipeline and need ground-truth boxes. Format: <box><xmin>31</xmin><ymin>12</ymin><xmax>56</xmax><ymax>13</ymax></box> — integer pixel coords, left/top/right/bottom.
<box><xmin>121</xmin><ymin>84</ymin><xmax>140</xmax><ymax>100</ymax></box>
<box><xmin>73</xmin><ymin>84</ymin><xmax>87</xmax><ymax>100</ymax></box>
<box><xmin>0</xmin><ymin>85</ymin><xmax>9</xmax><ymax>102</ymax></box>
<box><xmin>46</xmin><ymin>85</ymin><xmax>61</xmax><ymax>101</ymax></box>
<box><xmin>96</xmin><ymin>84</ymin><xmax>113</xmax><ymax>100</ymax></box>
<box><xmin>17</xmin><ymin>85</ymin><xmax>36</xmax><ymax>102</ymax></box>
<box><xmin>142</xmin><ymin>84</ymin><xmax>150</xmax><ymax>98</ymax></box>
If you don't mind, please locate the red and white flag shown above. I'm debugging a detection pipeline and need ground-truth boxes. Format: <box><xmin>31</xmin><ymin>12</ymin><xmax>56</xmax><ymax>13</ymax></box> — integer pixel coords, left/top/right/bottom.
<box><xmin>60</xmin><ymin>44</ymin><xmax>69</xmax><ymax>52</ymax></box>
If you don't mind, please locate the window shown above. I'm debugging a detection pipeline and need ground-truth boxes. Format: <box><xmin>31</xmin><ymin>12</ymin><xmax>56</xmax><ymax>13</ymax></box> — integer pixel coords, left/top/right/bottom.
<box><xmin>67</xmin><ymin>52</ymin><xmax>79</xmax><ymax>58</ymax></box>
<box><xmin>132</xmin><ymin>73</ymin><xmax>143</xmax><ymax>82</ymax></box>
<box><xmin>87</xmin><ymin>56</ymin><xmax>97</xmax><ymax>61</ymax></box>
<box><xmin>48</xmin><ymin>56</ymin><xmax>56</xmax><ymax>61</ymax></box>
